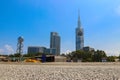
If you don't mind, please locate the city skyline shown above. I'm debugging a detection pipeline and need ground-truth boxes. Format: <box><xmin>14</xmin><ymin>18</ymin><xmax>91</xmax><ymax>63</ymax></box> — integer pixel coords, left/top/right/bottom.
<box><xmin>0</xmin><ymin>0</ymin><xmax>120</xmax><ymax>56</ymax></box>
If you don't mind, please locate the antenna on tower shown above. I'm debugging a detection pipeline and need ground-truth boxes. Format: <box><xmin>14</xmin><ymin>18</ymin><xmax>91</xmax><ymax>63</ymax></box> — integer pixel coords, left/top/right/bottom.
<box><xmin>16</xmin><ymin>36</ymin><xmax>24</xmax><ymax>61</ymax></box>
<box><xmin>78</xmin><ymin>9</ymin><xmax>80</xmax><ymax>17</ymax></box>
<box><xmin>78</xmin><ymin>9</ymin><xmax>81</xmax><ymax>28</ymax></box>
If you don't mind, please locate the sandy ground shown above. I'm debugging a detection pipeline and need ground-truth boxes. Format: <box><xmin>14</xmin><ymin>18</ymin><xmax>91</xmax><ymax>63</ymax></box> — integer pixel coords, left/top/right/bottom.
<box><xmin>0</xmin><ymin>62</ymin><xmax>120</xmax><ymax>80</ymax></box>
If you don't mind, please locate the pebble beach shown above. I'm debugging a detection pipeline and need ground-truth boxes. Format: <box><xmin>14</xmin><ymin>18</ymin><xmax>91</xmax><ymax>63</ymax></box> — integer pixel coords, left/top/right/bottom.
<box><xmin>0</xmin><ymin>62</ymin><xmax>120</xmax><ymax>80</ymax></box>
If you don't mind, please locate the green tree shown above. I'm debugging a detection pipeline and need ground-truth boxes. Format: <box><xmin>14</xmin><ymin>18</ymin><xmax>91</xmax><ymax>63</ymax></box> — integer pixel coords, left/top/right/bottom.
<box><xmin>35</xmin><ymin>52</ymin><xmax>42</xmax><ymax>56</ymax></box>
<box><xmin>92</xmin><ymin>50</ymin><xmax>107</xmax><ymax>62</ymax></box>
<box><xmin>107</xmin><ymin>56</ymin><xmax>115</xmax><ymax>62</ymax></box>
<box><xmin>9</xmin><ymin>54</ymin><xmax>15</xmax><ymax>57</ymax></box>
<box><xmin>66</xmin><ymin>49</ymin><xmax>107</xmax><ymax>62</ymax></box>
<box><xmin>14</xmin><ymin>53</ymin><xmax>21</xmax><ymax>57</ymax></box>
<box><xmin>119</xmin><ymin>54</ymin><xmax>120</xmax><ymax>61</ymax></box>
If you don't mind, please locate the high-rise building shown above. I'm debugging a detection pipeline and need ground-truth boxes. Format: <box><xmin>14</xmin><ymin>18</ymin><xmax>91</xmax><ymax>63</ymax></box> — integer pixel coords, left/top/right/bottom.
<box><xmin>45</xmin><ymin>48</ymin><xmax>56</xmax><ymax>55</ymax></box>
<box><xmin>50</xmin><ymin>32</ymin><xmax>60</xmax><ymax>55</ymax></box>
<box><xmin>76</xmin><ymin>11</ymin><xmax>84</xmax><ymax>50</ymax></box>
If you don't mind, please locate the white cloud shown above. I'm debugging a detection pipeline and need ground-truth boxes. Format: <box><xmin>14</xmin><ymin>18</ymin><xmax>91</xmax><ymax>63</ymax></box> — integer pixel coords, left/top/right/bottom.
<box><xmin>105</xmin><ymin>50</ymin><xmax>120</xmax><ymax>56</ymax></box>
<box><xmin>4</xmin><ymin>44</ymin><xmax>14</xmax><ymax>54</ymax></box>
<box><xmin>61</xmin><ymin>40</ymin><xmax>75</xmax><ymax>54</ymax></box>
<box><xmin>63</xmin><ymin>50</ymin><xmax>72</xmax><ymax>55</ymax></box>
<box><xmin>115</xmin><ymin>5</ymin><xmax>120</xmax><ymax>16</ymax></box>
<box><xmin>0</xmin><ymin>49</ymin><xmax>4</xmax><ymax>53</ymax></box>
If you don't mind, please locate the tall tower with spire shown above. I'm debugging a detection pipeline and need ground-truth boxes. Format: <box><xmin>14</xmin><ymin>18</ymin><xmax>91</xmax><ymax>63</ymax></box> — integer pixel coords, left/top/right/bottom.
<box><xmin>76</xmin><ymin>10</ymin><xmax>84</xmax><ymax>50</ymax></box>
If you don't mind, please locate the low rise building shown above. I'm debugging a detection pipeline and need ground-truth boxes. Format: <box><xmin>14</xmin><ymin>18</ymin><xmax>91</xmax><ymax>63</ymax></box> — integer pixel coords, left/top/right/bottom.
<box><xmin>28</xmin><ymin>46</ymin><xmax>46</xmax><ymax>54</ymax></box>
<box><xmin>55</xmin><ymin>56</ymin><xmax>67</xmax><ymax>62</ymax></box>
<box><xmin>28</xmin><ymin>46</ymin><xmax>57</xmax><ymax>55</ymax></box>
<box><xmin>83</xmin><ymin>46</ymin><xmax>94</xmax><ymax>51</ymax></box>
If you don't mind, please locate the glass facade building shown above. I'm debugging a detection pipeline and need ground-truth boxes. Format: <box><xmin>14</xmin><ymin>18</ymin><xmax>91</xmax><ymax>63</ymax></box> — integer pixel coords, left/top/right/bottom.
<box><xmin>46</xmin><ymin>48</ymin><xmax>56</xmax><ymax>55</ymax></box>
<box><xmin>28</xmin><ymin>46</ymin><xmax>46</xmax><ymax>54</ymax></box>
<box><xmin>76</xmin><ymin>12</ymin><xmax>84</xmax><ymax>50</ymax></box>
<box><xmin>50</xmin><ymin>32</ymin><xmax>60</xmax><ymax>55</ymax></box>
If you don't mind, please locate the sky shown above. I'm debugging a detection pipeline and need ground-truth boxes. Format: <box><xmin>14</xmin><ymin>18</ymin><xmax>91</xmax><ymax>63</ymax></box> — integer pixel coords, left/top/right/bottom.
<box><xmin>0</xmin><ymin>0</ymin><xmax>120</xmax><ymax>56</ymax></box>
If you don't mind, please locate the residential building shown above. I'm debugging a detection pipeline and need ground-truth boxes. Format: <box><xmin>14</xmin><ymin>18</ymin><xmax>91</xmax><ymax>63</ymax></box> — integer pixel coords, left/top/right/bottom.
<box><xmin>50</xmin><ymin>32</ymin><xmax>60</xmax><ymax>55</ymax></box>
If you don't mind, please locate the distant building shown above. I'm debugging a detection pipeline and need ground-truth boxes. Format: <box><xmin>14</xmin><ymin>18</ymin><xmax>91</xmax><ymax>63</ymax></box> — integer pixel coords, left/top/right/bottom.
<box><xmin>45</xmin><ymin>48</ymin><xmax>56</xmax><ymax>55</ymax></box>
<box><xmin>54</xmin><ymin>56</ymin><xmax>67</xmax><ymax>62</ymax></box>
<box><xmin>0</xmin><ymin>56</ymin><xmax>8</xmax><ymax>62</ymax></box>
<box><xmin>28</xmin><ymin>46</ymin><xmax>58</xmax><ymax>55</ymax></box>
<box><xmin>50</xmin><ymin>32</ymin><xmax>61</xmax><ymax>55</ymax></box>
<box><xmin>83</xmin><ymin>46</ymin><xmax>94</xmax><ymax>51</ymax></box>
<box><xmin>76</xmin><ymin>11</ymin><xmax>84</xmax><ymax>50</ymax></box>
<box><xmin>28</xmin><ymin>46</ymin><xmax>46</xmax><ymax>54</ymax></box>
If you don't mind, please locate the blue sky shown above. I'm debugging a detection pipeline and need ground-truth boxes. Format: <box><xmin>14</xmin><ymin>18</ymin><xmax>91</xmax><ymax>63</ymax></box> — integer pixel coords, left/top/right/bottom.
<box><xmin>0</xmin><ymin>0</ymin><xmax>120</xmax><ymax>56</ymax></box>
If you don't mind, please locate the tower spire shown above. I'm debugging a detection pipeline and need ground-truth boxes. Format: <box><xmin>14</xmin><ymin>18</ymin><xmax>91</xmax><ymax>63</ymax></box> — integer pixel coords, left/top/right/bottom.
<box><xmin>78</xmin><ymin>9</ymin><xmax>81</xmax><ymax>28</ymax></box>
<box><xmin>76</xmin><ymin>9</ymin><xmax>84</xmax><ymax>51</ymax></box>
